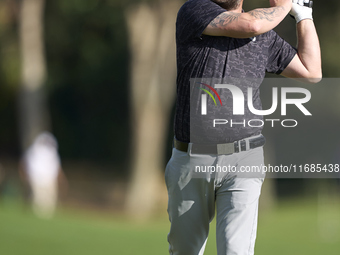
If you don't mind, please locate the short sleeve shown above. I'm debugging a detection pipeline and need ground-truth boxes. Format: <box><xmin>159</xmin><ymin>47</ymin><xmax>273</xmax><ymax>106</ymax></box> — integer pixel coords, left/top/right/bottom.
<box><xmin>266</xmin><ymin>30</ymin><xmax>297</xmax><ymax>74</ymax></box>
<box><xmin>176</xmin><ymin>0</ymin><xmax>225</xmax><ymax>43</ymax></box>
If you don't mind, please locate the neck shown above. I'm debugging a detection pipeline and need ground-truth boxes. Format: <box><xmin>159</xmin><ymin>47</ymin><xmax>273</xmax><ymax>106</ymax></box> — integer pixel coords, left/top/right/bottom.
<box><xmin>220</xmin><ymin>0</ymin><xmax>243</xmax><ymax>13</ymax></box>
<box><xmin>229</xmin><ymin>5</ymin><xmax>243</xmax><ymax>13</ymax></box>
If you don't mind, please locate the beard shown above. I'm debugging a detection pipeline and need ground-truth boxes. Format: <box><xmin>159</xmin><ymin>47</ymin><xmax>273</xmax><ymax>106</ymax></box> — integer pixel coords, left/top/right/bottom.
<box><xmin>211</xmin><ymin>0</ymin><xmax>242</xmax><ymax>11</ymax></box>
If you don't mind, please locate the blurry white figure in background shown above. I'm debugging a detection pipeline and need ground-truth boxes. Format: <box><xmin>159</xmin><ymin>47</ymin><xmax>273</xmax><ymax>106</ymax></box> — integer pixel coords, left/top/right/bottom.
<box><xmin>20</xmin><ymin>132</ymin><xmax>66</xmax><ymax>219</ymax></box>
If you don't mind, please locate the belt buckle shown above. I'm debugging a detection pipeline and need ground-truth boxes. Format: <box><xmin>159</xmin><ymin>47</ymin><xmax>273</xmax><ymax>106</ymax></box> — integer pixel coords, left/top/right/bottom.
<box><xmin>217</xmin><ymin>143</ymin><xmax>235</xmax><ymax>155</ymax></box>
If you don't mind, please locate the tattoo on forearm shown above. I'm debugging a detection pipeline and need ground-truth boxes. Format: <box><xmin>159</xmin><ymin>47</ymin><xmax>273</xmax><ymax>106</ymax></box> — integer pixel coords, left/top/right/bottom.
<box><xmin>210</xmin><ymin>6</ymin><xmax>285</xmax><ymax>28</ymax></box>
<box><xmin>210</xmin><ymin>12</ymin><xmax>241</xmax><ymax>27</ymax></box>
<box><xmin>248</xmin><ymin>7</ymin><xmax>285</xmax><ymax>22</ymax></box>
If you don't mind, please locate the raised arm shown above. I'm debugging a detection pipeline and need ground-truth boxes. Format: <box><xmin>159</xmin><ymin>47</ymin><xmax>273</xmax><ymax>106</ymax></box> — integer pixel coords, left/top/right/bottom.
<box><xmin>281</xmin><ymin>1</ymin><xmax>322</xmax><ymax>83</ymax></box>
<box><xmin>203</xmin><ymin>0</ymin><xmax>292</xmax><ymax>38</ymax></box>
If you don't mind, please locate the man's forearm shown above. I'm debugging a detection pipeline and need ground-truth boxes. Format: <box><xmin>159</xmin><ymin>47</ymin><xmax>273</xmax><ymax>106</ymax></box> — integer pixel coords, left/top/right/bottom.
<box><xmin>296</xmin><ymin>20</ymin><xmax>322</xmax><ymax>79</ymax></box>
<box><xmin>247</xmin><ymin>6</ymin><xmax>290</xmax><ymax>35</ymax></box>
<box><xmin>280</xmin><ymin>0</ymin><xmax>322</xmax><ymax>82</ymax></box>
<box><xmin>203</xmin><ymin>2</ymin><xmax>291</xmax><ymax>38</ymax></box>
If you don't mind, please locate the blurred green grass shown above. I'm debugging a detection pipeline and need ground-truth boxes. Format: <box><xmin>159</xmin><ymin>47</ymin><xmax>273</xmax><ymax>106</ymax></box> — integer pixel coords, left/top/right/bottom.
<box><xmin>1</xmin><ymin>198</ymin><xmax>340</xmax><ymax>255</ymax></box>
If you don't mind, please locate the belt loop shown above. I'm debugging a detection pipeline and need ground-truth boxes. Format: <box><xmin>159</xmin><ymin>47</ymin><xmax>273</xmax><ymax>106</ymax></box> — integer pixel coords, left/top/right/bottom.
<box><xmin>245</xmin><ymin>139</ymin><xmax>250</xmax><ymax>151</ymax></box>
<box><xmin>238</xmin><ymin>140</ymin><xmax>242</xmax><ymax>152</ymax></box>
<box><xmin>187</xmin><ymin>143</ymin><xmax>193</xmax><ymax>156</ymax></box>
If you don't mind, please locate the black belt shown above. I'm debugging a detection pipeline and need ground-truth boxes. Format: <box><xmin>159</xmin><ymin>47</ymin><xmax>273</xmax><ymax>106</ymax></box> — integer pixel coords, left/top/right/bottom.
<box><xmin>174</xmin><ymin>135</ymin><xmax>266</xmax><ymax>155</ymax></box>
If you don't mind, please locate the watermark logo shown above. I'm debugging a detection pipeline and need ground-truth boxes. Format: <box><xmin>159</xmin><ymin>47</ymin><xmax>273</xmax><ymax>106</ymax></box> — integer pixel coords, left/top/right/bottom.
<box><xmin>200</xmin><ymin>83</ymin><xmax>311</xmax><ymax>116</ymax></box>
<box><xmin>197</xmin><ymin>82</ymin><xmax>312</xmax><ymax>128</ymax></box>
<box><xmin>197</xmin><ymin>82</ymin><xmax>223</xmax><ymax>115</ymax></box>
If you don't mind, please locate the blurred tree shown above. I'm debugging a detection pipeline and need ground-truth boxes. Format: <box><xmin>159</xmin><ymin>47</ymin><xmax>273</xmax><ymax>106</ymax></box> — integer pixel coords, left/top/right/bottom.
<box><xmin>0</xmin><ymin>0</ymin><xmax>21</xmax><ymax>156</ymax></box>
<box><xmin>44</xmin><ymin>0</ymin><xmax>130</xmax><ymax>164</ymax></box>
<box><xmin>125</xmin><ymin>0</ymin><xmax>181</xmax><ymax>218</ymax></box>
<box><xmin>18</xmin><ymin>0</ymin><xmax>50</xmax><ymax>150</ymax></box>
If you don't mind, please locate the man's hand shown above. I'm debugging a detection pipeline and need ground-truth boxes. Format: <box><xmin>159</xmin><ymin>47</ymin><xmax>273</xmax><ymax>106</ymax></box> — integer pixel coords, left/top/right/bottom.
<box><xmin>290</xmin><ymin>0</ymin><xmax>313</xmax><ymax>23</ymax></box>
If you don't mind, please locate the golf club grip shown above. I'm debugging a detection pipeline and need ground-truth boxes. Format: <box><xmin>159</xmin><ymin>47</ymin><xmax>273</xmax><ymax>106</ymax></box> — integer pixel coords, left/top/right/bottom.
<box><xmin>304</xmin><ymin>1</ymin><xmax>313</xmax><ymax>8</ymax></box>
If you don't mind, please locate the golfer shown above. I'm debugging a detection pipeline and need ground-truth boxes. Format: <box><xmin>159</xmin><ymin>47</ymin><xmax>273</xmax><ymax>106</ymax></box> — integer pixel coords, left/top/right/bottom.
<box><xmin>165</xmin><ymin>0</ymin><xmax>321</xmax><ymax>254</ymax></box>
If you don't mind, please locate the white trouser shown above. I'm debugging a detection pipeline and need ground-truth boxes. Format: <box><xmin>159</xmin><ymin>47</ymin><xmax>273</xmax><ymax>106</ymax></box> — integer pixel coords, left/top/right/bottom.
<box><xmin>165</xmin><ymin>146</ymin><xmax>264</xmax><ymax>255</ymax></box>
<box><xmin>30</xmin><ymin>180</ymin><xmax>58</xmax><ymax>219</ymax></box>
